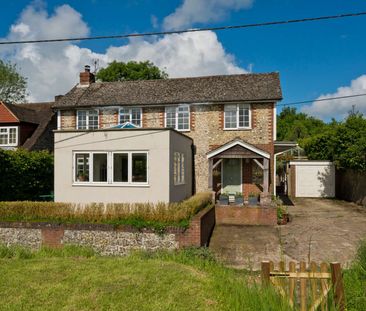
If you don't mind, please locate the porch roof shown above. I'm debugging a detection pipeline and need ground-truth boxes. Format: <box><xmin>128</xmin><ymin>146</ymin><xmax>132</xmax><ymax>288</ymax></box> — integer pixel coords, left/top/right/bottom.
<box><xmin>206</xmin><ymin>139</ymin><xmax>270</xmax><ymax>159</ymax></box>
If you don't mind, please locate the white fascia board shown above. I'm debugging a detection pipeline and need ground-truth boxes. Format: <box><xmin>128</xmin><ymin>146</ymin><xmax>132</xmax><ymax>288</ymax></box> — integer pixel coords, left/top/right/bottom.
<box><xmin>207</xmin><ymin>139</ymin><xmax>270</xmax><ymax>159</ymax></box>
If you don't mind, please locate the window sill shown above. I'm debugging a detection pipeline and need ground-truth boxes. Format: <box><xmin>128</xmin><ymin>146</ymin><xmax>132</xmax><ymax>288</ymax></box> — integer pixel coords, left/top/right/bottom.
<box><xmin>174</xmin><ymin>183</ymin><xmax>186</xmax><ymax>186</ymax></box>
<box><xmin>72</xmin><ymin>183</ymin><xmax>150</xmax><ymax>188</ymax></box>
<box><xmin>223</xmin><ymin>127</ymin><xmax>252</xmax><ymax>131</ymax></box>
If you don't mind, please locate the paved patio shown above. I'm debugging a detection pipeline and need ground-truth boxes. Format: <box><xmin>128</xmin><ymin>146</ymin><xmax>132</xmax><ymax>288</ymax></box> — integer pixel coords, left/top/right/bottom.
<box><xmin>209</xmin><ymin>198</ymin><xmax>366</xmax><ymax>270</ymax></box>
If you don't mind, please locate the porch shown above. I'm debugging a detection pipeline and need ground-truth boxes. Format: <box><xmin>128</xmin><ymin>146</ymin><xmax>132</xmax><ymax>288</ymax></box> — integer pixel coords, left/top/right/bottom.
<box><xmin>207</xmin><ymin>139</ymin><xmax>271</xmax><ymax>201</ymax></box>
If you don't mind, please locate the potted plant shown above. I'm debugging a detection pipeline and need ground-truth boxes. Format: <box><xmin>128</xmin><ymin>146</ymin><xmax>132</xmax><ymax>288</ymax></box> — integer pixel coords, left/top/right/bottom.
<box><xmin>219</xmin><ymin>193</ymin><xmax>229</xmax><ymax>205</ymax></box>
<box><xmin>248</xmin><ymin>192</ymin><xmax>259</xmax><ymax>206</ymax></box>
<box><xmin>235</xmin><ymin>192</ymin><xmax>244</xmax><ymax>205</ymax></box>
<box><xmin>77</xmin><ymin>172</ymin><xmax>88</xmax><ymax>182</ymax></box>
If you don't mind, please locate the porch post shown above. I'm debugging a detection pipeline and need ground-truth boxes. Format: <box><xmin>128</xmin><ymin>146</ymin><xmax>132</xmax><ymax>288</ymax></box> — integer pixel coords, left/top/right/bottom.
<box><xmin>208</xmin><ymin>158</ymin><xmax>213</xmax><ymax>190</ymax></box>
<box><xmin>263</xmin><ymin>158</ymin><xmax>269</xmax><ymax>193</ymax></box>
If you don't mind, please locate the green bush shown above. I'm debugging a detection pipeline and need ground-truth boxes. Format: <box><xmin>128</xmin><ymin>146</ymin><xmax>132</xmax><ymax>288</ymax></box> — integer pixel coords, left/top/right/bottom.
<box><xmin>0</xmin><ymin>192</ymin><xmax>213</xmax><ymax>231</ymax></box>
<box><xmin>0</xmin><ymin>149</ymin><xmax>53</xmax><ymax>201</ymax></box>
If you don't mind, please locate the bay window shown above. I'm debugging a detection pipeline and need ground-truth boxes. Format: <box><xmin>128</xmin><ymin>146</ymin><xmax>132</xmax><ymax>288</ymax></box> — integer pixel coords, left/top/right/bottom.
<box><xmin>119</xmin><ymin>107</ymin><xmax>142</xmax><ymax>127</ymax></box>
<box><xmin>77</xmin><ymin>110</ymin><xmax>99</xmax><ymax>130</ymax></box>
<box><xmin>0</xmin><ymin>127</ymin><xmax>18</xmax><ymax>146</ymax></box>
<box><xmin>165</xmin><ymin>105</ymin><xmax>190</xmax><ymax>131</ymax></box>
<box><xmin>74</xmin><ymin>151</ymin><xmax>148</xmax><ymax>185</ymax></box>
<box><xmin>224</xmin><ymin>104</ymin><xmax>251</xmax><ymax>129</ymax></box>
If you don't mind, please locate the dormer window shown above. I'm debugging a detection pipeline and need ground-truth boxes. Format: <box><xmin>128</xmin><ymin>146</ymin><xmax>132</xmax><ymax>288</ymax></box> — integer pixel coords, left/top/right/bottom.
<box><xmin>224</xmin><ymin>103</ymin><xmax>251</xmax><ymax>130</ymax></box>
<box><xmin>77</xmin><ymin>110</ymin><xmax>99</xmax><ymax>130</ymax></box>
<box><xmin>119</xmin><ymin>107</ymin><xmax>142</xmax><ymax>127</ymax></box>
<box><xmin>165</xmin><ymin>104</ymin><xmax>190</xmax><ymax>131</ymax></box>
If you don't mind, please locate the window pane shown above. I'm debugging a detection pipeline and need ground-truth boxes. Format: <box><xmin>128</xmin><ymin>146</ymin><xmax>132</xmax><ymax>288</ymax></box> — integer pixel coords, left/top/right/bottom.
<box><xmin>177</xmin><ymin>106</ymin><xmax>189</xmax><ymax>130</ymax></box>
<box><xmin>77</xmin><ymin>111</ymin><xmax>87</xmax><ymax>129</ymax></box>
<box><xmin>132</xmin><ymin>153</ymin><xmax>147</xmax><ymax>183</ymax></box>
<box><xmin>9</xmin><ymin>128</ymin><xmax>17</xmax><ymax>144</ymax></box>
<box><xmin>113</xmin><ymin>153</ymin><xmax>128</xmax><ymax>182</ymax></box>
<box><xmin>0</xmin><ymin>128</ymin><xmax>8</xmax><ymax>145</ymax></box>
<box><xmin>93</xmin><ymin>153</ymin><xmax>107</xmax><ymax>182</ymax></box>
<box><xmin>131</xmin><ymin>108</ymin><xmax>141</xmax><ymax>127</ymax></box>
<box><xmin>119</xmin><ymin>108</ymin><xmax>130</xmax><ymax>124</ymax></box>
<box><xmin>75</xmin><ymin>153</ymin><xmax>89</xmax><ymax>182</ymax></box>
<box><xmin>166</xmin><ymin>107</ymin><xmax>176</xmax><ymax>129</ymax></box>
<box><xmin>224</xmin><ymin>105</ymin><xmax>237</xmax><ymax>128</ymax></box>
<box><xmin>88</xmin><ymin>110</ymin><xmax>99</xmax><ymax>129</ymax></box>
<box><xmin>239</xmin><ymin>104</ymin><xmax>250</xmax><ymax>128</ymax></box>
<box><xmin>181</xmin><ymin>153</ymin><xmax>185</xmax><ymax>183</ymax></box>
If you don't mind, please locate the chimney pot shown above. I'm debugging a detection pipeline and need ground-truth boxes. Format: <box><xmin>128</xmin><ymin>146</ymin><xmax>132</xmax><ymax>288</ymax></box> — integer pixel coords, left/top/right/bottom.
<box><xmin>84</xmin><ymin>65</ymin><xmax>91</xmax><ymax>72</ymax></box>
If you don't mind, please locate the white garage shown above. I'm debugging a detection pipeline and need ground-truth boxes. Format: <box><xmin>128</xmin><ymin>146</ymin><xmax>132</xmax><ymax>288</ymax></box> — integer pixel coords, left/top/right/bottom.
<box><xmin>288</xmin><ymin>161</ymin><xmax>335</xmax><ymax>198</ymax></box>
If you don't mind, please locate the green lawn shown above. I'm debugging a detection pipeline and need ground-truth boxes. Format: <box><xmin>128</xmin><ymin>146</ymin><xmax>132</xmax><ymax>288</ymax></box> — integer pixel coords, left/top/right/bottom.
<box><xmin>0</xmin><ymin>247</ymin><xmax>290</xmax><ymax>311</ymax></box>
<box><xmin>1</xmin><ymin>245</ymin><xmax>365</xmax><ymax>311</ymax></box>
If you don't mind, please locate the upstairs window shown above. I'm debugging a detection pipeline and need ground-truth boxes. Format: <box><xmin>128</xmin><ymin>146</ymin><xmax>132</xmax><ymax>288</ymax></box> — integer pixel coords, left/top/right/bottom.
<box><xmin>119</xmin><ymin>107</ymin><xmax>142</xmax><ymax>127</ymax></box>
<box><xmin>165</xmin><ymin>105</ymin><xmax>190</xmax><ymax>131</ymax></box>
<box><xmin>0</xmin><ymin>127</ymin><xmax>17</xmax><ymax>146</ymax></box>
<box><xmin>77</xmin><ymin>110</ymin><xmax>99</xmax><ymax>130</ymax></box>
<box><xmin>224</xmin><ymin>104</ymin><xmax>251</xmax><ymax>130</ymax></box>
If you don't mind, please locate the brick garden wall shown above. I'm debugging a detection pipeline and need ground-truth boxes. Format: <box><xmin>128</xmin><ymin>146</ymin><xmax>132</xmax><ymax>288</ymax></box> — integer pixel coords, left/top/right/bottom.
<box><xmin>215</xmin><ymin>206</ymin><xmax>277</xmax><ymax>226</ymax></box>
<box><xmin>0</xmin><ymin>206</ymin><xmax>215</xmax><ymax>254</ymax></box>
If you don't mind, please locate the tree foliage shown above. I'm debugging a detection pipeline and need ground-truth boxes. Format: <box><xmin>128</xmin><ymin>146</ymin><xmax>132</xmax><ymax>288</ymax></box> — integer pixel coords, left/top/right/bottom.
<box><xmin>0</xmin><ymin>149</ymin><xmax>53</xmax><ymax>201</ymax></box>
<box><xmin>302</xmin><ymin>112</ymin><xmax>366</xmax><ymax>171</ymax></box>
<box><xmin>96</xmin><ymin>60</ymin><xmax>168</xmax><ymax>82</ymax></box>
<box><xmin>277</xmin><ymin>107</ymin><xmax>327</xmax><ymax>141</ymax></box>
<box><xmin>0</xmin><ymin>60</ymin><xmax>27</xmax><ymax>103</ymax></box>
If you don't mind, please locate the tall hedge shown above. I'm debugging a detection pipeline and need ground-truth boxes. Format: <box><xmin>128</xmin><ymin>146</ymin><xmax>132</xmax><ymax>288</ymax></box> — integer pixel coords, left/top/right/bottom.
<box><xmin>0</xmin><ymin>149</ymin><xmax>53</xmax><ymax>201</ymax></box>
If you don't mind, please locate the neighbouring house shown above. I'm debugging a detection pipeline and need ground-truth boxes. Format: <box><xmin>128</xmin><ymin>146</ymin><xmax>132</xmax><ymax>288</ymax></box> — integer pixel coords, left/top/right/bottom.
<box><xmin>0</xmin><ymin>101</ymin><xmax>55</xmax><ymax>151</ymax></box>
<box><xmin>53</xmin><ymin>66</ymin><xmax>294</xmax><ymax>204</ymax></box>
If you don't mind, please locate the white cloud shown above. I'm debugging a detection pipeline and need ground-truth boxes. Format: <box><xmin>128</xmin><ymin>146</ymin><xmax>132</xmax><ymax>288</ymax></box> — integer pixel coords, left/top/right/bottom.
<box><xmin>163</xmin><ymin>0</ymin><xmax>253</xmax><ymax>30</ymax></box>
<box><xmin>302</xmin><ymin>75</ymin><xmax>366</xmax><ymax>120</ymax></box>
<box><xmin>1</xmin><ymin>2</ymin><xmax>247</xmax><ymax>102</ymax></box>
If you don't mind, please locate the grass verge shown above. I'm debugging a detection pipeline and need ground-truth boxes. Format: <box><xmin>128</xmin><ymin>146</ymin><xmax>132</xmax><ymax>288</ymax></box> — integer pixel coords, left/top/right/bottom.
<box><xmin>0</xmin><ymin>245</ymin><xmax>291</xmax><ymax>311</ymax></box>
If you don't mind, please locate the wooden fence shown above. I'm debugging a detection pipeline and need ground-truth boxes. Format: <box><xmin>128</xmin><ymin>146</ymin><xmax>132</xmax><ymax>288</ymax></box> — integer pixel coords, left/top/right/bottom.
<box><xmin>261</xmin><ymin>261</ymin><xmax>345</xmax><ymax>311</ymax></box>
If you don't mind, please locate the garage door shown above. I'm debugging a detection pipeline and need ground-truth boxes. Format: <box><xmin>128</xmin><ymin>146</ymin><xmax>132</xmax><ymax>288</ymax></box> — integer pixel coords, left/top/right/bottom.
<box><xmin>294</xmin><ymin>162</ymin><xmax>335</xmax><ymax>197</ymax></box>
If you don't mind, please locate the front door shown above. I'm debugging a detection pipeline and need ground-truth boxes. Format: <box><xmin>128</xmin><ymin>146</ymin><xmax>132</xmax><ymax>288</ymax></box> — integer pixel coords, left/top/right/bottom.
<box><xmin>222</xmin><ymin>158</ymin><xmax>241</xmax><ymax>194</ymax></box>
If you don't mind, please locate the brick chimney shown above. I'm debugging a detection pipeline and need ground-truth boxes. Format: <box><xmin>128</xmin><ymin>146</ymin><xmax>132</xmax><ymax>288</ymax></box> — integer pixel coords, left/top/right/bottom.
<box><xmin>79</xmin><ymin>65</ymin><xmax>95</xmax><ymax>86</ymax></box>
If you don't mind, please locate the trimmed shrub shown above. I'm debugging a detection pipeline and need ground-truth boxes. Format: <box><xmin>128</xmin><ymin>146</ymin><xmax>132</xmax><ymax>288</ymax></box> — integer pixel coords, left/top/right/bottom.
<box><xmin>0</xmin><ymin>192</ymin><xmax>213</xmax><ymax>230</ymax></box>
<box><xmin>0</xmin><ymin>149</ymin><xmax>53</xmax><ymax>201</ymax></box>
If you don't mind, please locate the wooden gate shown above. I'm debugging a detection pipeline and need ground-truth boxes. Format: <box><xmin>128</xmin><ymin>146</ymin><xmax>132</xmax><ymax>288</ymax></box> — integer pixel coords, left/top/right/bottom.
<box><xmin>261</xmin><ymin>261</ymin><xmax>345</xmax><ymax>311</ymax></box>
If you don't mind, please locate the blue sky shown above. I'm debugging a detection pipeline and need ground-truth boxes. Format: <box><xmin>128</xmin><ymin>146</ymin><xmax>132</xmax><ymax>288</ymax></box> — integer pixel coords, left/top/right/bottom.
<box><xmin>1</xmin><ymin>0</ymin><xmax>366</xmax><ymax>120</ymax></box>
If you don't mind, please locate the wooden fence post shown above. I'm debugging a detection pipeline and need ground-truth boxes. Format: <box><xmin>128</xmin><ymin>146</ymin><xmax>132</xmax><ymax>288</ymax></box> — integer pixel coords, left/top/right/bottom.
<box><xmin>330</xmin><ymin>262</ymin><xmax>345</xmax><ymax>311</ymax></box>
<box><xmin>261</xmin><ymin>261</ymin><xmax>271</xmax><ymax>286</ymax></box>
<box><xmin>300</xmin><ymin>261</ymin><xmax>307</xmax><ymax>311</ymax></box>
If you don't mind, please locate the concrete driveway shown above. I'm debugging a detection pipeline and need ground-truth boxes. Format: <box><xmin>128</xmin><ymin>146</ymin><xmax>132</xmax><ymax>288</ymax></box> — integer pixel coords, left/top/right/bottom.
<box><xmin>209</xmin><ymin>198</ymin><xmax>366</xmax><ymax>270</ymax></box>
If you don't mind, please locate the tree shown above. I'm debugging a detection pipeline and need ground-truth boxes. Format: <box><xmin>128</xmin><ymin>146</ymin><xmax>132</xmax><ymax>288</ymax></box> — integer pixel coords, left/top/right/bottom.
<box><xmin>302</xmin><ymin>112</ymin><xmax>366</xmax><ymax>171</ymax></box>
<box><xmin>0</xmin><ymin>60</ymin><xmax>27</xmax><ymax>103</ymax></box>
<box><xmin>277</xmin><ymin>107</ymin><xmax>327</xmax><ymax>141</ymax></box>
<box><xmin>96</xmin><ymin>60</ymin><xmax>168</xmax><ymax>82</ymax></box>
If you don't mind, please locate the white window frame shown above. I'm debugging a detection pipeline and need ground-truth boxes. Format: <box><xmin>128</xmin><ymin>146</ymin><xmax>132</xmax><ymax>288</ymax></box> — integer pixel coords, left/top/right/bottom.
<box><xmin>73</xmin><ymin>151</ymin><xmax>149</xmax><ymax>186</ymax></box>
<box><xmin>76</xmin><ymin>109</ymin><xmax>99</xmax><ymax>130</ymax></box>
<box><xmin>173</xmin><ymin>152</ymin><xmax>185</xmax><ymax>185</ymax></box>
<box><xmin>0</xmin><ymin>126</ymin><xmax>18</xmax><ymax>146</ymax></box>
<box><xmin>118</xmin><ymin>107</ymin><xmax>142</xmax><ymax>127</ymax></box>
<box><xmin>164</xmin><ymin>104</ymin><xmax>190</xmax><ymax>132</ymax></box>
<box><xmin>224</xmin><ymin>103</ymin><xmax>251</xmax><ymax>130</ymax></box>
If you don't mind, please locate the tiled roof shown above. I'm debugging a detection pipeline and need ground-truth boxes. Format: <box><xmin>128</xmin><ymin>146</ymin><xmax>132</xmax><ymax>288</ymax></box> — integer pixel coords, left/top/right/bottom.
<box><xmin>53</xmin><ymin>72</ymin><xmax>282</xmax><ymax>108</ymax></box>
<box><xmin>0</xmin><ymin>102</ymin><xmax>55</xmax><ymax>151</ymax></box>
